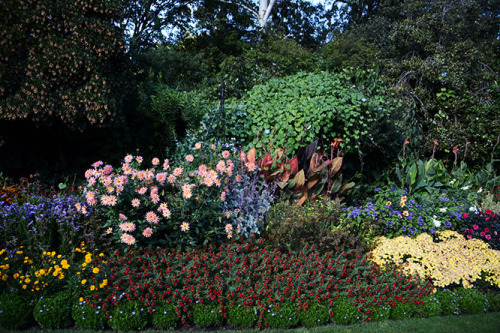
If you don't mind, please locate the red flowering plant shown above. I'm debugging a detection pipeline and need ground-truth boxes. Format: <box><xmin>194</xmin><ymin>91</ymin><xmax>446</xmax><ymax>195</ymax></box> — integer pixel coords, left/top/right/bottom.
<box><xmin>462</xmin><ymin>209</ymin><xmax>500</xmax><ymax>249</ymax></box>
<box><xmin>80</xmin><ymin>237</ymin><xmax>434</xmax><ymax>328</ymax></box>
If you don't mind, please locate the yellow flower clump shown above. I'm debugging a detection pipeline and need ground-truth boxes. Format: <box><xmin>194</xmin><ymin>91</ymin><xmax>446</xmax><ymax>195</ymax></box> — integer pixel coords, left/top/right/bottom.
<box><xmin>370</xmin><ymin>230</ymin><xmax>500</xmax><ymax>289</ymax></box>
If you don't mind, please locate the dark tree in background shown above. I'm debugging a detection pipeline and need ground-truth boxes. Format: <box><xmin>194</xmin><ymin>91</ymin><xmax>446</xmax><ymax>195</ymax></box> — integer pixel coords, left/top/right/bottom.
<box><xmin>0</xmin><ymin>0</ymin><xmax>129</xmax><ymax>128</ymax></box>
<box><xmin>0</xmin><ymin>0</ymin><xmax>132</xmax><ymax>179</ymax></box>
<box><xmin>119</xmin><ymin>0</ymin><xmax>192</xmax><ymax>53</ymax></box>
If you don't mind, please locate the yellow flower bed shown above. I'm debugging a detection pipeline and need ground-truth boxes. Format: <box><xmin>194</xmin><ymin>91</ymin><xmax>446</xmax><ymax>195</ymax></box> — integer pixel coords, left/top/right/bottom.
<box><xmin>370</xmin><ymin>230</ymin><xmax>500</xmax><ymax>289</ymax></box>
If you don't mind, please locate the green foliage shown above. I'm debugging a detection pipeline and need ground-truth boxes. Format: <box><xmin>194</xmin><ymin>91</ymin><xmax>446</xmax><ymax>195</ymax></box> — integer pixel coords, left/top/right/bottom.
<box><xmin>480</xmin><ymin>193</ymin><xmax>500</xmax><ymax>215</ymax></box>
<box><xmin>418</xmin><ymin>295</ymin><xmax>442</xmax><ymax>318</ymax></box>
<box><xmin>262</xmin><ymin>303</ymin><xmax>299</xmax><ymax>329</ymax></box>
<box><xmin>486</xmin><ymin>293</ymin><xmax>500</xmax><ymax>312</ymax></box>
<box><xmin>435</xmin><ymin>289</ymin><xmax>461</xmax><ymax>316</ymax></box>
<box><xmin>390</xmin><ymin>301</ymin><xmax>417</xmax><ymax>320</ymax></box>
<box><xmin>331</xmin><ymin>295</ymin><xmax>359</xmax><ymax>325</ymax></box>
<box><xmin>72</xmin><ymin>299</ymin><xmax>107</xmax><ymax>330</ymax></box>
<box><xmin>264</xmin><ymin>201</ymin><xmax>366</xmax><ymax>254</ymax></box>
<box><xmin>110</xmin><ymin>301</ymin><xmax>149</xmax><ymax>331</ymax></box>
<box><xmin>226</xmin><ymin>303</ymin><xmax>257</xmax><ymax>328</ymax></box>
<box><xmin>396</xmin><ymin>155</ymin><xmax>498</xmax><ymax>196</ymax></box>
<box><xmin>220</xmin><ymin>37</ymin><xmax>315</xmax><ymax>98</ymax></box>
<box><xmin>34</xmin><ymin>292</ymin><xmax>73</xmax><ymax>329</ymax></box>
<box><xmin>151</xmin><ymin>302</ymin><xmax>179</xmax><ymax>329</ymax></box>
<box><xmin>369</xmin><ymin>304</ymin><xmax>391</xmax><ymax>321</ymax></box>
<box><xmin>232</xmin><ymin>69</ymin><xmax>405</xmax><ymax>165</ymax></box>
<box><xmin>0</xmin><ymin>292</ymin><xmax>35</xmax><ymax>330</ymax></box>
<box><xmin>192</xmin><ymin>303</ymin><xmax>224</xmax><ymax>328</ymax></box>
<box><xmin>321</xmin><ymin>33</ymin><xmax>382</xmax><ymax>70</ymax></box>
<box><xmin>456</xmin><ymin>288</ymin><xmax>489</xmax><ymax>314</ymax></box>
<box><xmin>137</xmin><ymin>72</ymin><xmax>207</xmax><ymax>150</ymax></box>
<box><xmin>299</xmin><ymin>303</ymin><xmax>330</xmax><ymax>327</ymax></box>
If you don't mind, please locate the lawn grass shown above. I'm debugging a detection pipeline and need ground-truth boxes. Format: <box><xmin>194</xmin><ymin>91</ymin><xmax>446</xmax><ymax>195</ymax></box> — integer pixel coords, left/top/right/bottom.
<box><xmin>11</xmin><ymin>312</ymin><xmax>500</xmax><ymax>333</ymax></box>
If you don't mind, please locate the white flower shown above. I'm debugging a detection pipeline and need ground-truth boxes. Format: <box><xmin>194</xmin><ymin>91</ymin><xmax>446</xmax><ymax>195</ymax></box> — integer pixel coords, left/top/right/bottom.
<box><xmin>450</xmin><ymin>179</ymin><xmax>456</xmax><ymax>185</ymax></box>
<box><xmin>477</xmin><ymin>187</ymin><xmax>483</xmax><ymax>193</ymax></box>
<box><xmin>469</xmin><ymin>206</ymin><xmax>479</xmax><ymax>213</ymax></box>
<box><xmin>439</xmin><ymin>207</ymin><xmax>447</xmax><ymax>213</ymax></box>
<box><xmin>432</xmin><ymin>216</ymin><xmax>441</xmax><ymax>228</ymax></box>
<box><xmin>461</xmin><ymin>186</ymin><xmax>470</xmax><ymax>190</ymax></box>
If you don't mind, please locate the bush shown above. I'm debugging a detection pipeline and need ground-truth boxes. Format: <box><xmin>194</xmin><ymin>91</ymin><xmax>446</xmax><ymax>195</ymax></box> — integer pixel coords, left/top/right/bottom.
<box><xmin>299</xmin><ymin>303</ymin><xmax>330</xmax><ymax>327</ymax></box>
<box><xmin>0</xmin><ymin>292</ymin><xmax>35</xmax><ymax>330</ymax></box>
<box><xmin>78</xmin><ymin>138</ymin><xmax>248</xmax><ymax>250</ymax></box>
<box><xmin>369</xmin><ymin>304</ymin><xmax>391</xmax><ymax>321</ymax></box>
<box><xmin>72</xmin><ymin>299</ymin><xmax>107</xmax><ymax>330</ymax></box>
<box><xmin>34</xmin><ymin>292</ymin><xmax>73</xmax><ymax>329</ymax></box>
<box><xmin>262</xmin><ymin>303</ymin><xmax>299</xmax><ymax>329</ymax></box>
<box><xmin>151</xmin><ymin>302</ymin><xmax>179</xmax><ymax>329</ymax></box>
<box><xmin>110</xmin><ymin>301</ymin><xmax>149</xmax><ymax>331</ymax></box>
<box><xmin>331</xmin><ymin>296</ymin><xmax>359</xmax><ymax>325</ymax></box>
<box><xmin>226</xmin><ymin>303</ymin><xmax>257</xmax><ymax>328</ymax></box>
<box><xmin>192</xmin><ymin>303</ymin><xmax>224</xmax><ymax>328</ymax></box>
<box><xmin>390</xmin><ymin>301</ymin><xmax>417</xmax><ymax>320</ymax></box>
<box><xmin>370</xmin><ymin>231</ymin><xmax>500</xmax><ymax>289</ymax></box>
<box><xmin>231</xmin><ymin>70</ymin><xmax>405</xmax><ymax>158</ymax></box>
<box><xmin>486</xmin><ymin>293</ymin><xmax>500</xmax><ymax>312</ymax></box>
<box><xmin>435</xmin><ymin>289</ymin><xmax>461</xmax><ymax>316</ymax></box>
<box><xmin>455</xmin><ymin>288</ymin><xmax>489</xmax><ymax>314</ymax></box>
<box><xmin>418</xmin><ymin>294</ymin><xmax>442</xmax><ymax>318</ymax></box>
<box><xmin>264</xmin><ymin>201</ymin><xmax>367</xmax><ymax>254</ymax></box>
<box><xmin>462</xmin><ymin>209</ymin><xmax>500</xmax><ymax>250</ymax></box>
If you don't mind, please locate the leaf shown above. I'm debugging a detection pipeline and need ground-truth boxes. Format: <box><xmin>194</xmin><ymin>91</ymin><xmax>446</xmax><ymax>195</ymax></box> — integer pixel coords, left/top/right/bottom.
<box><xmin>330</xmin><ymin>157</ymin><xmax>343</xmax><ymax>175</ymax></box>
<box><xmin>288</xmin><ymin>157</ymin><xmax>299</xmax><ymax>175</ymax></box>
<box><xmin>293</xmin><ymin>170</ymin><xmax>306</xmax><ymax>190</ymax></box>
<box><xmin>340</xmin><ymin>182</ymin><xmax>355</xmax><ymax>193</ymax></box>
<box><xmin>297</xmin><ymin>189</ymin><xmax>308</xmax><ymax>206</ymax></box>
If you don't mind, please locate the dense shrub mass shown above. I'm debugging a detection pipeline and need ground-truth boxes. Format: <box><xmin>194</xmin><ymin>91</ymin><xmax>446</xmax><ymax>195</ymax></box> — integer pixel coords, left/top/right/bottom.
<box><xmin>370</xmin><ymin>231</ymin><xmax>500</xmax><ymax>289</ymax></box>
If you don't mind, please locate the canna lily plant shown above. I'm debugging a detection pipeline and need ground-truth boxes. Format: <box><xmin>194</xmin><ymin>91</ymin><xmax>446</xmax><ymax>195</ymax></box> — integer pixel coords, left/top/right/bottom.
<box><xmin>239</xmin><ymin>137</ymin><xmax>354</xmax><ymax>206</ymax></box>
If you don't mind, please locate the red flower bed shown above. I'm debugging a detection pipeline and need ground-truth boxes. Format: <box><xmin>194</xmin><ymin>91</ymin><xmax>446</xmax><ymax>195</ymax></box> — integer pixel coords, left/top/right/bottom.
<box><xmin>85</xmin><ymin>238</ymin><xmax>434</xmax><ymax>326</ymax></box>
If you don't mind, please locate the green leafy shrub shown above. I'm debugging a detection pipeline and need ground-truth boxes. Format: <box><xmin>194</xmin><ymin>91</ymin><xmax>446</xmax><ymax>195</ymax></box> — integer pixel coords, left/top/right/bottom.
<box><xmin>110</xmin><ymin>301</ymin><xmax>149</xmax><ymax>331</ymax></box>
<box><xmin>192</xmin><ymin>303</ymin><xmax>224</xmax><ymax>328</ymax></box>
<box><xmin>418</xmin><ymin>295</ymin><xmax>442</xmax><ymax>318</ymax></box>
<box><xmin>227</xmin><ymin>303</ymin><xmax>257</xmax><ymax>328</ymax></box>
<box><xmin>264</xmin><ymin>201</ymin><xmax>366</xmax><ymax>254</ymax></box>
<box><xmin>369</xmin><ymin>304</ymin><xmax>391</xmax><ymax>321</ymax></box>
<box><xmin>262</xmin><ymin>303</ymin><xmax>299</xmax><ymax>329</ymax></box>
<box><xmin>486</xmin><ymin>293</ymin><xmax>500</xmax><ymax>312</ymax></box>
<box><xmin>34</xmin><ymin>292</ymin><xmax>73</xmax><ymax>329</ymax></box>
<box><xmin>390</xmin><ymin>301</ymin><xmax>417</xmax><ymax>320</ymax></box>
<box><xmin>72</xmin><ymin>299</ymin><xmax>107</xmax><ymax>330</ymax></box>
<box><xmin>0</xmin><ymin>292</ymin><xmax>35</xmax><ymax>330</ymax></box>
<box><xmin>231</xmin><ymin>70</ymin><xmax>404</xmax><ymax>158</ymax></box>
<box><xmin>151</xmin><ymin>302</ymin><xmax>179</xmax><ymax>329</ymax></box>
<box><xmin>435</xmin><ymin>289</ymin><xmax>461</xmax><ymax>315</ymax></box>
<box><xmin>299</xmin><ymin>303</ymin><xmax>330</xmax><ymax>327</ymax></box>
<box><xmin>331</xmin><ymin>296</ymin><xmax>359</xmax><ymax>325</ymax></box>
<box><xmin>455</xmin><ymin>288</ymin><xmax>489</xmax><ymax>314</ymax></box>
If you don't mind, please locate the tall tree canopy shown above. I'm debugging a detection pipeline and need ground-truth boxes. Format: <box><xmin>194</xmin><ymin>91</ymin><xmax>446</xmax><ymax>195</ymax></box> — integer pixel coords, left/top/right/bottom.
<box><xmin>119</xmin><ymin>0</ymin><xmax>192</xmax><ymax>52</ymax></box>
<box><xmin>0</xmin><ymin>0</ymin><xmax>130</xmax><ymax>129</ymax></box>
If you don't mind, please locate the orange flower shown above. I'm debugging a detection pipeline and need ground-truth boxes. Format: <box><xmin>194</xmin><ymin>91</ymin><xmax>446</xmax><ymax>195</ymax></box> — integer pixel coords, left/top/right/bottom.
<box><xmin>434</xmin><ymin>139</ymin><xmax>438</xmax><ymax>146</ymax></box>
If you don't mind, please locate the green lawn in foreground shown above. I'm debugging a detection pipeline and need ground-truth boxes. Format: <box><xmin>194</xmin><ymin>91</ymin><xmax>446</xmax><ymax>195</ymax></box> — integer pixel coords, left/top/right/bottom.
<box><xmin>10</xmin><ymin>312</ymin><xmax>500</xmax><ymax>333</ymax></box>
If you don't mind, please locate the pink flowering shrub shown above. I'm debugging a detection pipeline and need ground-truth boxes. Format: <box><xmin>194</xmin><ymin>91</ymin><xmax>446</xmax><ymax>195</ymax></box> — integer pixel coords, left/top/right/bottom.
<box><xmin>78</xmin><ymin>141</ymin><xmax>250</xmax><ymax>250</ymax></box>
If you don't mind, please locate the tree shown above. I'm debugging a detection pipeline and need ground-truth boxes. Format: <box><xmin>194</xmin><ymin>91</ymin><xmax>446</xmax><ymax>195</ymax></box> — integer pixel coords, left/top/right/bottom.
<box><xmin>218</xmin><ymin>0</ymin><xmax>277</xmax><ymax>28</ymax></box>
<box><xmin>119</xmin><ymin>0</ymin><xmax>192</xmax><ymax>53</ymax></box>
<box><xmin>0</xmin><ymin>0</ymin><xmax>131</xmax><ymax>129</ymax></box>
